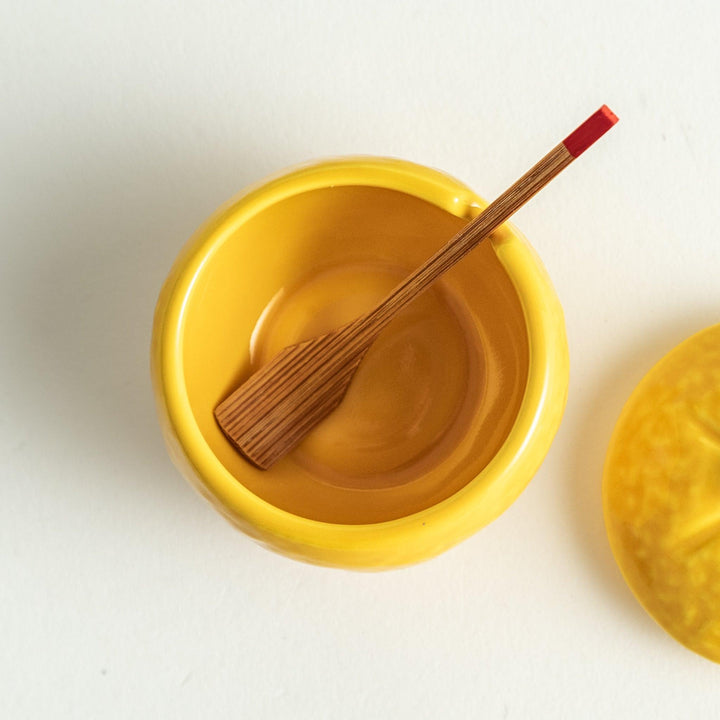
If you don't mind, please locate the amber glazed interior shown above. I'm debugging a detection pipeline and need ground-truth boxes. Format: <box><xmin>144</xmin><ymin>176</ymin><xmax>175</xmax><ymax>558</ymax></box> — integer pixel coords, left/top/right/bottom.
<box><xmin>179</xmin><ymin>183</ymin><xmax>529</xmax><ymax>524</ymax></box>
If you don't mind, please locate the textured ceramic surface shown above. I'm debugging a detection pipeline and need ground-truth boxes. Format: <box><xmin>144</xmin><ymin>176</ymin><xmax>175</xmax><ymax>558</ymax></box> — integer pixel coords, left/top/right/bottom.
<box><xmin>151</xmin><ymin>157</ymin><xmax>569</xmax><ymax>569</ymax></box>
<box><xmin>604</xmin><ymin>324</ymin><xmax>720</xmax><ymax>663</ymax></box>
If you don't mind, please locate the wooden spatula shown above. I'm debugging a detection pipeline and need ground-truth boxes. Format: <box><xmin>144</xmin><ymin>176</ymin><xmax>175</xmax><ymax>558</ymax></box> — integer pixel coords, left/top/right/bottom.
<box><xmin>215</xmin><ymin>106</ymin><xmax>618</xmax><ymax>469</ymax></box>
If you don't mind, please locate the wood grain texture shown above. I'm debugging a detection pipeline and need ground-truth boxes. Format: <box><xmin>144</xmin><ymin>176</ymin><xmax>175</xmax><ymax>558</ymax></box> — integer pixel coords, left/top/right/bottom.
<box><xmin>216</xmin><ymin>110</ymin><xmax>615</xmax><ymax>468</ymax></box>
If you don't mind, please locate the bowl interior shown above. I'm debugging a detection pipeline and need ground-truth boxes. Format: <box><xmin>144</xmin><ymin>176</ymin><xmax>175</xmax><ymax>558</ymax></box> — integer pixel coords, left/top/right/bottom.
<box><xmin>179</xmin><ymin>184</ymin><xmax>529</xmax><ymax>523</ymax></box>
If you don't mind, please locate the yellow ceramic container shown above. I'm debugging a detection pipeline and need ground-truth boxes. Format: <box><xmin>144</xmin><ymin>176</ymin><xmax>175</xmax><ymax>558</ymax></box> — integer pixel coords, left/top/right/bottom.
<box><xmin>151</xmin><ymin>157</ymin><xmax>569</xmax><ymax>569</ymax></box>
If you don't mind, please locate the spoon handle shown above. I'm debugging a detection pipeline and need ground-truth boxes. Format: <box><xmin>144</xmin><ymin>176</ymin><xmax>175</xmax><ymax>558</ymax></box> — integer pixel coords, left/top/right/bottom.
<box><xmin>353</xmin><ymin>106</ymin><xmax>618</xmax><ymax>340</ymax></box>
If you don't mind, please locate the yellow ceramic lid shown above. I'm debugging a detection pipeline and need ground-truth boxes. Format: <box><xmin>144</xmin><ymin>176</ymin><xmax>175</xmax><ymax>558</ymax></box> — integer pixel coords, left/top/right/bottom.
<box><xmin>603</xmin><ymin>323</ymin><xmax>720</xmax><ymax>663</ymax></box>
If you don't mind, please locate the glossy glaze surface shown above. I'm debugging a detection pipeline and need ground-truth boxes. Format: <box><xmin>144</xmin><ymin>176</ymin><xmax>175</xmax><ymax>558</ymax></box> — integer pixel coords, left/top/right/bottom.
<box><xmin>604</xmin><ymin>324</ymin><xmax>720</xmax><ymax>663</ymax></box>
<box><xmin>152</xmin><ymin>157</ymin><xmax>569</xmax><ymax>568</ymax></box>
<box><xmin>182</xmin><ymin>186</ymin><xmax>529</xmax><ymax>523</ymax></box>
<box><xmin>250</xmin><ymin>261</ymin><xmax>484</xmax><ymax>489</ymax></box>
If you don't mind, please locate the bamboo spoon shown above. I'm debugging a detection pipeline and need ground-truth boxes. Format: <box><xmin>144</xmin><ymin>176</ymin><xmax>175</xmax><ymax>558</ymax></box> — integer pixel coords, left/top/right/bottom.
<box><xmin>215</xmin><ymin>105</ymin><xmax>618</xmax><ymax>469</ymax></box>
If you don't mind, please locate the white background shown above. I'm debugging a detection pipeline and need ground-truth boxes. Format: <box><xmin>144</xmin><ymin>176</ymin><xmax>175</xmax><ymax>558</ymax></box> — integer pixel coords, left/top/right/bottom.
<box><xmin>2</xmin><ymin>0</ymin><xmax>720</xmax><ymax>717</ymax></box>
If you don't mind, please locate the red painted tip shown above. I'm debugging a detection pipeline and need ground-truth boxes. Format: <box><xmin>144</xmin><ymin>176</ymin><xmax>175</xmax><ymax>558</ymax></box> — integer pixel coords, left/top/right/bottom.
<box><xmin>563</xmin><ymin>105</ymin><xmax>618</xmax><ymax>158</ymax></box>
